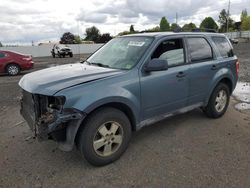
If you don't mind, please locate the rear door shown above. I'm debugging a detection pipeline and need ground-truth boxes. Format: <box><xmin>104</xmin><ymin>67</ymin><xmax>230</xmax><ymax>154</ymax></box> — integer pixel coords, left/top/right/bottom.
<box><xmin>211</xmin><ymin>36</ymin><xmax>237</xmax><ymax>83</ymax></box>
<box><xmin>185</xmin><ymin>36</ymin><xmax>218</xmax><ymax>105</ymax></box>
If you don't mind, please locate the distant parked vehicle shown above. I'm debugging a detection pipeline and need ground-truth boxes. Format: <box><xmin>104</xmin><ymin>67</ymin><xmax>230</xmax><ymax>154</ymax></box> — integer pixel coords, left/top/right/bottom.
<box><xmin>0</xmin><ymin>50</ymin><xmax>33</xmax><ymax>76</ymax></box>
<box><xmin>51</xmin><ymin>44</ymin><xmax>73</xmax><ymax>58</ymax></box>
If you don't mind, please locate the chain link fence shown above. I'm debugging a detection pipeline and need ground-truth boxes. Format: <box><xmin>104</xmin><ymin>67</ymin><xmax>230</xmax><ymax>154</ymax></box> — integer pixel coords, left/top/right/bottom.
<box><xmin>224</xmin><ymin>30</ymin><xmax>250</xmax><ymax>39</ymax></box>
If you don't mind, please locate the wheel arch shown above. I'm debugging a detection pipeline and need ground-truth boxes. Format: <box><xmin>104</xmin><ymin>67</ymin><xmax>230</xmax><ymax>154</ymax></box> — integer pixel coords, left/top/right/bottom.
<box><xmin>218</xmin><ymin>77</ymin><xmax>233</xmax><ymax>94</ymax></box>
<box><xmin>206</xmin><ymin>76</ymin><xmax>233</xmax><ymax>105</ymax></box>
<box><xmin>74</xmin><ymin>101</ymin><xmax>137</xmax><ymax>149</ymax></box>
<box><xmin>81</xmin><ymin>101</ymin><xmax>137</xmax><ymax>131</ymax></box>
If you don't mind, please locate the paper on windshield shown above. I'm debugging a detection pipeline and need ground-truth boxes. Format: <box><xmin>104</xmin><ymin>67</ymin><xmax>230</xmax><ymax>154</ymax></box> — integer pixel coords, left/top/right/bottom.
<box><xmin>128</xmin><ymin>41</ymin><xmax>145</xmax><ymax>47</ymax></box>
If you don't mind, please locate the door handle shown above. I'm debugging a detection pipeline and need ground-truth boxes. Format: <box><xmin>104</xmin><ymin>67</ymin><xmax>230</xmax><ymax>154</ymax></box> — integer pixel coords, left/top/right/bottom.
<box><xmin>176</xmin><ymin>71</ymin><xmax>186</xmax><ymax>78</ymax></box>
<box><xmin>211</xmin><ymin>65</ymin><xmax>217</xmax><ymax>70</ymax></box>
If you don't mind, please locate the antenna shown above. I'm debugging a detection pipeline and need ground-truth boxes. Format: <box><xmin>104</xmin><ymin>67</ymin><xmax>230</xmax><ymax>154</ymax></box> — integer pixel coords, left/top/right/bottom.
<box><xmin>226</xmin><ymin>0</ymin><xmax>231</xmax><ymax>33</ymax></box>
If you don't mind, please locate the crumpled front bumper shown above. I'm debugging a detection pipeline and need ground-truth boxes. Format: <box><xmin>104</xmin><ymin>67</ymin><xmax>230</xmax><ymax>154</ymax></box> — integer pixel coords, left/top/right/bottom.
<box><xmin>36</xmin><ymin>108</ymin><xmax>84</xmax><ymax>139</ymax></box>
<box><xmin>20</xmin><ymin>90</ymin><xmax>86</xmax><ymax>151</ymax></box>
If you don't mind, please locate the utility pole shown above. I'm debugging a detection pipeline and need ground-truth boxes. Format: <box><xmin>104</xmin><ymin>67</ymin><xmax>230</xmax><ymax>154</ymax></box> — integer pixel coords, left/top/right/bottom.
<box><xmin>176</xmin><ymin>12</ymin><xmax>178</xmax><ymax>25</ymax></box>
<box><xmin>226</xmin><ymin>0</ymin><xmax>231</xmax><ymax>33</ymax></box>
<box><xmin>77</xmin><ymin>20</ymin><xmax>81</xmax><ymax>60</ymax></box>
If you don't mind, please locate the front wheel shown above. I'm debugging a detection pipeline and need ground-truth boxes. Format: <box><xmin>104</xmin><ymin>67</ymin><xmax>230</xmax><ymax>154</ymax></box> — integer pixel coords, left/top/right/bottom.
<box><xmin>78</xmin><ymin>108</ymin><xmax>131</xmax><ymax>166</ymax></box>
<box><xmin>203</xmin><ymin>83</ymin><xmax>230</xmax><ymax>118</ymax></box>
<box><xmin>52</xmin><ymin>52</ymin><xmax>55</xmax><ymax>58</ymax></box>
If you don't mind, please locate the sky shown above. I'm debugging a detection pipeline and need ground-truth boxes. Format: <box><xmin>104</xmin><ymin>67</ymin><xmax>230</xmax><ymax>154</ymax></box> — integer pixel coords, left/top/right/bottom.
<box><xmin>0</xmin><ymin>0</ymin><xmax>249</xmax><ymax>45</ymax></box>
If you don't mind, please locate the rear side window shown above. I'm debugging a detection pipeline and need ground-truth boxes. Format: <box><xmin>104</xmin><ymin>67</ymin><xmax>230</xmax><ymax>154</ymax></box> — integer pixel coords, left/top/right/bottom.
<box><xmin>187</xmin><ymin>37</ymin><xmax>213</xmax><ymax>62</ymax></box>
<box><xmin>211</xmin><ymin>36</ymin><xmax>234</xmax><ymax>58</ymax></box>
<box><xmin>0</xmin><ymin>52</ymin><xmax>5</xmax><ymax>58</ymax></box>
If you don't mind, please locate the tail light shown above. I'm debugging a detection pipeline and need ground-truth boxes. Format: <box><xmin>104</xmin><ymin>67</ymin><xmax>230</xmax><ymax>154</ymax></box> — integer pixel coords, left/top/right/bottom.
<box><xmin>235</xmin><ymin>60</ymin><xmax>240</xmax><ymax>77</ymax></box>
<box><xmin>22</xmin><ymin>56</ymin><xmax>32</xmax><ymax>61</ymax></box>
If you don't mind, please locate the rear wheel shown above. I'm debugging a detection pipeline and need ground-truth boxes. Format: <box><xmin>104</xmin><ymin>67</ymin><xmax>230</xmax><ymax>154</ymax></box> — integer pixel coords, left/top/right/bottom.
<box><xmin>6</xmin><ymin>64</ymin><xmax>20</xmax><ymax>76</ymax></box>
<box><xmin>69</xmin><ymin>53</ymin><xmax>73</xmax><ymax>57</ymax></box>
<box><xmin>203</xmin><ymin>83</ymin><xmax>230</xmax><ymax>118</ymax></box>
<box><xmin>78</xmin><ymin>107</ymin><xmax>131</xmax><ymax>166</ymax></box>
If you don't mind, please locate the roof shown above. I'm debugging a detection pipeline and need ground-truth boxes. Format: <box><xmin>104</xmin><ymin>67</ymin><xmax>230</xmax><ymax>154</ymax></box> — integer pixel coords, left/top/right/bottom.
<box><xmin>122</xmin><ymin>32</ymin><xmax>226</xmax><ymax>38</ymax></box>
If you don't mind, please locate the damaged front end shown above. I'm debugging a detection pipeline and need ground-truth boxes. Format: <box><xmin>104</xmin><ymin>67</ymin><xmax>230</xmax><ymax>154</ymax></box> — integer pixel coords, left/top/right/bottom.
<box><xmin>20</xmin><ymin>90</ymin><xmax>85</xmax><ymax>151</ymax></box>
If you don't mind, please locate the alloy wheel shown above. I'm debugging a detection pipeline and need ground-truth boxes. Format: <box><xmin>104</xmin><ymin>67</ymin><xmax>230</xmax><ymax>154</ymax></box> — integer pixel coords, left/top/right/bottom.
<box><xmin>8</xmin><ymin>65</ymin><xmax>19</xmax><ymax>75</ymax></box>
<box><xmin>93</xmin><ymin>121</ymin><xmax>123</xmax><ymax>157</ymax></box>
<box><xmin>215</xmin><ymin>90</ymin><xmax>227</xmax><ymax>112</ymax></box>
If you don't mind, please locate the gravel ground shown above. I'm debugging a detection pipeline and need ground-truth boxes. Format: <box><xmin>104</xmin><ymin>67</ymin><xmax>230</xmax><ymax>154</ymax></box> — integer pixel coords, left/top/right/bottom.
<box><xmin>234</xmin><ymin>42</ymin><xmax>250</xmax><ymax>82</ymax></box>
<box><xmin>0</xmin><ymin>43</ymin><xmax>250</xmax><ymax>188</ymax></box>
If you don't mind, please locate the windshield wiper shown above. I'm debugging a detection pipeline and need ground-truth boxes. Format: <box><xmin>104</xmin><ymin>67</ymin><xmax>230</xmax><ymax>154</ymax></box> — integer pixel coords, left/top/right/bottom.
<box><xmin>86</xmin><ymin>61</ymin><xmax>110</xmax><ymax>68</ymax></box>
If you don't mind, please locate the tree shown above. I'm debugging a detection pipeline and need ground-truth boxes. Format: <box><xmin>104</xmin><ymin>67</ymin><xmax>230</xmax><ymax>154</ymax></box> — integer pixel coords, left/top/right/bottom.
<box><xmin>200</xmin><ymin>17</ymin><xmax>218</xmax><ymax>30</ymax></box>
<box><xmin>143</xmin><ymin>26</ymin><xmax>160</xmax><ymax>33</ymax></box>
<box><xmin>170</xmin><ymin>23</ymin><xmax>181</xmax><ymax>31</ymax></box>
<box><xmin>60</xmin><ymin>32</ymin><xmax>75</xmax><ymax>44</ymax></box>
<box><xmin>118</xmin><ymin>31</ymin><xmax>131</xmax><ymax>36</ymax></box>
<box><xmin>182</xmin><ymin>23</ymin><xmax>197</xmax><ymax>31</ymax></box>
<box><xmin>160</xmin><ymin>17</ymin><xmax>170</xmax><ymax>31</ymax></box>
<box><xmin>218</xmin><ymin>9</ymin><xmax>234</xmax><ymax>32</ymax></box>
<box><xmin>97</xmin><ymin>33</ymin><xmax>113</xmax><ymax>43</ymax></box>
<box><xmin>241</xmin><ymin>9</ymin><xmax>248</xmax><ymax>22</ymax></box>
<box><xmin>130</xmin><ymin>25</ymin><xmax>135</xmax><ymax>33</ymax></box>
<box><xmin>0</xmin><ymin>42</ymin><xmax>3</xmax><ymax>47</ymax></box>
<box><xmin>74</xmin><ymin>35</ymin><xmax>82</xmax><ymax>44</ymax></box>
<box><xmin>84</xmin><ymin>26</ymin><xmax>101</xmax><ymax>43</ymax></box>
<box><xmin>241</xmin><ymin>16</ymin><xmax>250</xmax><ymax>30</ymax></box>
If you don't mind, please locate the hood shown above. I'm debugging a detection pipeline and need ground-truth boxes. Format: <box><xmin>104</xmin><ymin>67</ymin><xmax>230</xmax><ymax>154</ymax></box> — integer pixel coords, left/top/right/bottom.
<box><xmin>60</xmin><ymin>47</ymin><xmax>71</xmax><ymax>50</ymax></box>
<box><xmin>19</xmin><ymin>63</ymin><xmax>124</xmax><ymax>95</ymax></box>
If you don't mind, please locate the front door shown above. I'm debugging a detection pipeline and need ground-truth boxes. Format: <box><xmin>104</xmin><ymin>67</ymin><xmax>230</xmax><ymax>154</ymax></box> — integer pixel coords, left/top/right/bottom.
<box><xmin>0</xmin><ymin>52</ymin><xmax>7</xmax><ymax>71</ymax></box>
<box><xmin>140</xmin><ymin>37</ymin><xmax>189</xmax><ymax>121</ymax></box>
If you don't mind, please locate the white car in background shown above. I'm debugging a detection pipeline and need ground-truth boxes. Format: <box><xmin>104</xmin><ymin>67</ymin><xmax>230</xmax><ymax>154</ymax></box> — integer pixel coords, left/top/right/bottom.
<box><xmin>51</xmin><ymin>44</ymin><xmax>73</xmax><ymax>58</ymax></box>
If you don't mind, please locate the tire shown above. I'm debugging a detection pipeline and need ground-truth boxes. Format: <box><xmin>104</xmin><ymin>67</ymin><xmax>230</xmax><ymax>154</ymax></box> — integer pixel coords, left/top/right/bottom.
<box><xmin>78</xmin><ymin>107</ymin><xmax>132</xmax><ymax>166</ymax></box>
<box><xmin>203</xmin><ymin>83</ymin><xmax>230</xmax><ymax>118</ymax></box>
<box><xmin>52</xmin><ymin>53</ymin><xmax>55</xmax><ymax>58</ymax></box>
<box><xmin>6</xmin><ymin>64</ymin><xmax>20</xmax><ymax>76</ymax></box>
<box><xmin>69</xmin><ymin>53</ymin><xmax>73</xmax><ymax>58</ymax></box>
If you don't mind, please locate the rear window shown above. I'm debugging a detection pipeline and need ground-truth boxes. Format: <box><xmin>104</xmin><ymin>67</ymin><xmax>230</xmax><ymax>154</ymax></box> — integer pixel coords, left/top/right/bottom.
<box><xmin>187</xmin><ymin>37</ymin><xmax>213</xmax><ymax>62</ymax></box>
<box><xmin>211</xmin><ymin>36</ymin><xmax>234</xmax><ymax>58</ymax></box>
<box><xmin>0</xmin><ymin>52</ymin><xmax>5</xmax><ymax>58</ymax></box>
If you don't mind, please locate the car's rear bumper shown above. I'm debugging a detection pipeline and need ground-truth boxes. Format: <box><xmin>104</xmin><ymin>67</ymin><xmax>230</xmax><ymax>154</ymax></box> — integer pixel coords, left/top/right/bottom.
<box><xmin>21</xmin><ymin>61</ymin><xmax>34</xmax><ymax>70</ymax></box>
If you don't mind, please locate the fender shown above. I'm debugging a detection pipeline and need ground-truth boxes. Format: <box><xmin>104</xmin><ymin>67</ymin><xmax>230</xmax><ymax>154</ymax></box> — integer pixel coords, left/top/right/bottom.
<box><xmin>205</xmin><ymin>68</ymin><xmax>235</xmax><ymax>104</ymax></box>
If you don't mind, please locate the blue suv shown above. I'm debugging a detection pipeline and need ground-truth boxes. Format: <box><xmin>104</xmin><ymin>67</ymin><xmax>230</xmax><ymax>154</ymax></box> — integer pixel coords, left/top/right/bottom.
<box><xmin>19</xmin><ymin>32</ymin><xmax>239</xmax><ymax>166</ymax></box>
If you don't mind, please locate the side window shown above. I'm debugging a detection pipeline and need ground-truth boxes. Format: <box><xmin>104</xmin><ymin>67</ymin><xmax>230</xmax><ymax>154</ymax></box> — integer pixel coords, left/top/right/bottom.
<box><xmin>211</xmin><ymin>36</ymin><xmax>234</xmax><ymax>58</ymax></box>
<box><xmin>151</xmin><ymin>38</ymin><xmax>185</xmax><ymax>67</ymax></box>
<box><xmin>0</xmin><ymin>53</ymin><xmax>5</xmax><ymax>58</ymax></box>
<box><xmin>187</xmin><ymin>37</ymin><xmax>213</xmax><ymax>62</ymax></box>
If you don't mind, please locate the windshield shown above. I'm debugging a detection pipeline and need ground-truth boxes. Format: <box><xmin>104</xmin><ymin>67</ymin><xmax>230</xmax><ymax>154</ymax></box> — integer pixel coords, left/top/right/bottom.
<box><xmin>86</xmin><ymin>36</ymin><xmax>153</xmax><ymax>70</ymax></box>
<box><xmin>60</xmin><ymin>45</ymin><xmax>69</xmax><ymax>48</ymax></box>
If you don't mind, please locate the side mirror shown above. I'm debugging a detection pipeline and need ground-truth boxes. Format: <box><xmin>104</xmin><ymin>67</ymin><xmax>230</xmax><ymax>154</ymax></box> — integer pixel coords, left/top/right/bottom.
<box><xmin>144</xmin><ymin>58</ymin><xmax>168</xmax><ymax>72</ymax></box>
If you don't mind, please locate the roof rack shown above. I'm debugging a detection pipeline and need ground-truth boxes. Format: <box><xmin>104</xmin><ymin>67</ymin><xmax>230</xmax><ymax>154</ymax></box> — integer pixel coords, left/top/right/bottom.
<box><xmin>192</xmin><ymin>28</ymin><xmax>217</xmax><ymax>33</ymax></box>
